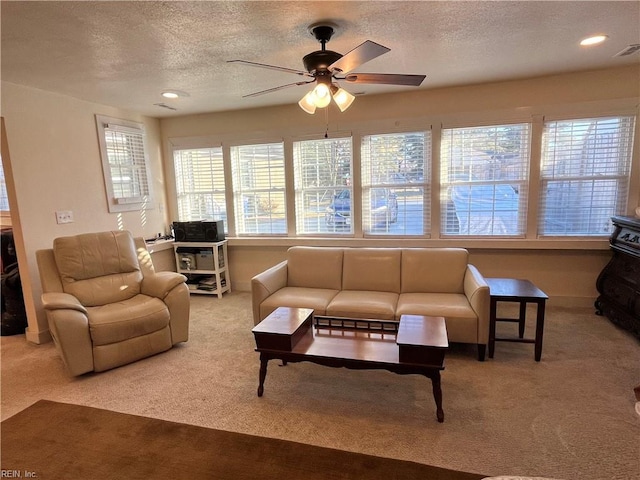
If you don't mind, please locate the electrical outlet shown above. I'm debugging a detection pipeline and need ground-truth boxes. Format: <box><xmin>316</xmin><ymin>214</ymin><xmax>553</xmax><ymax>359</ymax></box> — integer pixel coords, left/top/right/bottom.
<box><xmin>55</xmin><ymin>210</ymin><xmax>74</xmax><ymax>224</ymax></box>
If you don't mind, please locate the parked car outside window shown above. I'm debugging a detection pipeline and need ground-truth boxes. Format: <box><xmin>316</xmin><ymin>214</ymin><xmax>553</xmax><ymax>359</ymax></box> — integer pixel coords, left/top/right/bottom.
<box><xmin>325</xmin><ymin>188</ymin><xmax>398</xmax><ymax>227</ymax></box>
<box><xmin>450</xmin><ymin>184</ymin><xmax>519</xmax><ymax>235</ymax></box>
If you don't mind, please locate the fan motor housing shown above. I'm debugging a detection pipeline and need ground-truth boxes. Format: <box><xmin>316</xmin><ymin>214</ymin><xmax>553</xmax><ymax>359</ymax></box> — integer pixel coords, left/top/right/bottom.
<box><xmin>303</xmin><ymin>50</ymin><xmax>342</xmax><ymax>74</ymax></box>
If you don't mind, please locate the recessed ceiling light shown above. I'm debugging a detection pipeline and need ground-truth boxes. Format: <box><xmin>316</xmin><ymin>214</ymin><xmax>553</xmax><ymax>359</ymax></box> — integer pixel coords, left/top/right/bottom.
<box><xmin>580</xmin><ymin>35</ymin><xmax>608</xmax><ymax>46</ymax></box>
<box><xmin>161</xmin><ymin>90</ymin><xmax>190</xmax><ymax>99</ymax></box>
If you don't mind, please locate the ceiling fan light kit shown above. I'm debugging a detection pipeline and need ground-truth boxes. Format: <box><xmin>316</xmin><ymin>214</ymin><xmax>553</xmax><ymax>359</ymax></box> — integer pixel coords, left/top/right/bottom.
<box><xmin>331</xmin><ymin>86</ymin><xmax>355</xmax><ymax>112</ymax></box>
<box><xmin>229</xmin><ymin>22</ymin><xmax>425</xmax><ymax>115</ymax></box>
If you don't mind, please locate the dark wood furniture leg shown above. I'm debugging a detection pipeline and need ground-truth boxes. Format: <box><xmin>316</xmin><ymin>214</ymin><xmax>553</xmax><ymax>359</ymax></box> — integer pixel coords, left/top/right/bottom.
<box><xmin>518</xmin><ymin>301</ymin><xmax>526</xmax><ymax>338</ymax></box>
<box><xmin>534</xmin><ymin>299</ymin><xmax>546</xmax><ymax>362</ymax></box>
<box><xmin>488</xmin><ymin>298</ymin><xmax>498</xmax><ymax>359</ymax></box>
<box><xmin>257</xmin><ymin>354</ymin><xmax>268</xmax><ymax>397</ymax></box>
<box><xmin>429</xmin><ymin>371</ymin><xmax>444</xmax><ymax>423</ymax></box>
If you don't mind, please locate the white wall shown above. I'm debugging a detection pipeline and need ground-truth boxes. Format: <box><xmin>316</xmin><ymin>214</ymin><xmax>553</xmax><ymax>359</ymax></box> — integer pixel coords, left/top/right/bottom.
<box><xmin>1</xmin><ymin>82</ymin><xmax>169</xmax><ymax>343</ymax></box>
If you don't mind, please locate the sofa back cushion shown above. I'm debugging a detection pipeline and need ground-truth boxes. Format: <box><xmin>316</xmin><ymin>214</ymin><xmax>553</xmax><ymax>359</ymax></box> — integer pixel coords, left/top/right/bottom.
<box><xmin>287</xmin><ymin>247</ymin><xmax>343</xmax><ymax>290</ymax></box>
<box><xmin>401</xmin><ymin>248</ymin><xmax>468</xmax><ymax>294</ymax></box>
<box><xmin>53</xmin><ymin>231</ymin><xmax>142</xmax><ymax>306</ymax></box>
<box><xmin>342</xmin><ymin>248</ymin><xmax>401</xmax><ymax>293</ymax></box>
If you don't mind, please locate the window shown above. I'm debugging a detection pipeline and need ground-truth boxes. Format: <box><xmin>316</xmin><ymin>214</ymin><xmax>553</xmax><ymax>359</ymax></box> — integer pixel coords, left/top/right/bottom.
<box><xmin>441</xmin><ymin>124</ymin><xmax>530</xmax><ymax>236</ymax></box>
<box><xmin>539</xmin><ymin>116</ymin><xmax>635</xmax><ymax>236</ymax></box>
<box><xmin>0</xmin><ymin>155</ymin><xmax>9</xmax><ymax>212</ymax></box>
<box><xmin>231</xmin><ymin>143</ymin><xmax>286</xmax><ymax>235</ymax></box>
<box><xmin>173</xmin><ymin>147</ymin><xmax>227</xmax><ymax>226</ymax></box>
<box><xmin>293</xmin><ymin>138</ymin><xmax>352</xmax><ymax>234</ymax></box>
<box><xmin>96</xmin><ymin>115</ymin><xmax>153</xmax><ymax>213</ymax></box>
<box><xmin>362</xmin><ymin>132</ymin><xmax>430</xmax><ymax>235</ymax></box>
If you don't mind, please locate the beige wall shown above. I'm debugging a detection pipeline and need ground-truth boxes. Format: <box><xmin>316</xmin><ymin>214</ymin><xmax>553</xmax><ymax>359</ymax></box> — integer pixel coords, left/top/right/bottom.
<box><xmin>1</xmin><ymin>66</ymin><xmax>638</xmax><ymax>344</ymax></box>
<box><xmin>1</xmin><ymin>82</ymin><xmax>169</xmax><ymax>343</ymax></box>
<box><xmin>162</xmin><ymin>66</ymin><xmax>640</xmax><ymax>307</ymax></box>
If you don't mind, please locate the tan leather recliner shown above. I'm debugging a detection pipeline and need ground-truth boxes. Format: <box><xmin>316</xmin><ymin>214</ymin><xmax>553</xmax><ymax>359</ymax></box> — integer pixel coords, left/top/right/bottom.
<box><xmin>36</xmin><ymin>230</ymin><xmax>190</xmax><ymax>376</ymax></box>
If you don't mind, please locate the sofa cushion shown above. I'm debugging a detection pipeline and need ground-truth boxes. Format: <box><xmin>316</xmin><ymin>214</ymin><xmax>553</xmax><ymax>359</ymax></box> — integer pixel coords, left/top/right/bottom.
<box><xmin>401</xmin><ymin>248</ymin><xmax>467</xmax><ymax>294</ymax></box>
<box><xmin>287</xmin><ymin>247</ymin><xmax>343</xmax><ymax>290</ymax></box>
<box><xmin>87</xmin><ymin>294</ymin><xmax>170</xmax><ymax>346</ymax></box>
<box><xmin>342</xmin><ymin>248</ymin><xmax>401</xmax><ymax>293</ymax></box>
<box><xmin>326</xmin><ymin>291</ymin><xmax>398</xmax><ymax>320</ymax></box>
<box><xmin>396</xmin><ymin>292</ymin><xmax>479</xmax><ymax>343</ymax></box>
<box><xmin>260</xmin><ymin>287</ymin><xmax>340</xmax><ymax>320</ymax></box>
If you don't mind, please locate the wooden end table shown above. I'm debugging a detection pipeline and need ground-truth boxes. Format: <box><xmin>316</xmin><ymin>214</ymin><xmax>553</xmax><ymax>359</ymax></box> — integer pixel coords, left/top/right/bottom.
<box><xmin>252</xmin><ymin>308</ymin><xmax>449</xmax><ymax>423</ymax></box>
<box><xmin>487</xmin><ymin>278</ymin><xmax>548</xmax><ymax>362</ymax></box>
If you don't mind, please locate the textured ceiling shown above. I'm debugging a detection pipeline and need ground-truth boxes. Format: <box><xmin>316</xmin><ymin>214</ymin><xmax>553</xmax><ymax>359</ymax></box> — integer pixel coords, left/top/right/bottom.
<box><xmin>2</xmin><ymin>1</ymin><xmax>639</xmax><ymax>118</ymax></box>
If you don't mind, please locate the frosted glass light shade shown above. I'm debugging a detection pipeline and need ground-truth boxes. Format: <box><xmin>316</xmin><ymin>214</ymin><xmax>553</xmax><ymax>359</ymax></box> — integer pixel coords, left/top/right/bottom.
<box><xmin>298</xmin><ymin>90</ymin><xmax>317</xmax><ymax>114</ymax></box>
<box><xmin>313</xmin><ymin>83</ymin><xmax>331</xmax><ymax>108</ymax></box>
<box><xmin>332</xmin><ymin>87</ymin><xmax>355</xmax><ymax>112</ymax></box>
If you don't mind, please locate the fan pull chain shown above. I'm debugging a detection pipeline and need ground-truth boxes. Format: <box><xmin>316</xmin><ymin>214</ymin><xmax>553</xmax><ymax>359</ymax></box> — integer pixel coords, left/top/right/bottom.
<box><xmin>324</xmin><ymin>107</ymin><xmax>329</xmax><ymax>138</ymax></box>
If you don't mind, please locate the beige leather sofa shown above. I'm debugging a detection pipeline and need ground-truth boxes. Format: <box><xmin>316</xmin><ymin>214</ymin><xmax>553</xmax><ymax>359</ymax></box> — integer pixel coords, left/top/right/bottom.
<box><xmin>252</xmin><ymin>246</ymin><xmax>490</xmax><ymax>360</ymax></box>
<box><xmin>36</xmin><ymin>231</ymin><xmax>190</xmax><ymax>376</ymax></box>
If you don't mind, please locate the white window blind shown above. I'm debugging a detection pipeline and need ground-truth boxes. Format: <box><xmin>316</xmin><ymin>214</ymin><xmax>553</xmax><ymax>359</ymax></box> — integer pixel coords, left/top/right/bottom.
<box><xmin>293</xmin><ymin>138</ymin><xmax>352</xmax><ymax>234</ymax></box>
<box><xmin>441</xmin><ymin>124</ymin><xmax>530</xmax><ymax>236</ymax></box>
<box><xmin>539</xmin><ymin>116</ymin><xmax>635</xmax><ymax>236</ymax></box>
<box><xmin>173</xmin><ymin>147</ymin><xmax>227</xmax><ymax>225</ymax></box>
<box><xmin>96</xmin><ymin>116</ymin><xmax>153</xmax><ymax>213</ymax></box>
<box><xmin>231</xmin><ymin>143</ymin><xmax>286</xmax><ymax>235</ymax></box>
<box><xmin>361</xmin><ymin>131</ymin><xmax>430</xmax><ymax>235</ymax></box>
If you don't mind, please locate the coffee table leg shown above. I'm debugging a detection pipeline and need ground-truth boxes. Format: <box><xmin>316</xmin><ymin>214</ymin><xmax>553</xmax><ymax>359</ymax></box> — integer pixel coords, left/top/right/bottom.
<box><xmin>258</xmin><ymin>354</ymin><xmax>269</xmax><ymax>397</ymax></box>
<box><xmin>430</xmin><ymin>371</ymin><xmax>444</xmax><ymax>423</ymax></box>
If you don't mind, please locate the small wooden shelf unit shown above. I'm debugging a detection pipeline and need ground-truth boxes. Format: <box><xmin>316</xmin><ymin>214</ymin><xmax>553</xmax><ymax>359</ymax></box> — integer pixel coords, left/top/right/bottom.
<box><xmin>173</xmin><ymin>240</ymin><xmax>231</xmax><ymax>298</ymax></box>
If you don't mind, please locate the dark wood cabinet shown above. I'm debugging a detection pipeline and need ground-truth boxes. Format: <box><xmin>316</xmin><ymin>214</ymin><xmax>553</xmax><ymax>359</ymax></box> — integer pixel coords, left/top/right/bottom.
<box><xmin>595</xmin><ymin>216</ymin><xmax>640</xmax><ymax>339</ymax></box>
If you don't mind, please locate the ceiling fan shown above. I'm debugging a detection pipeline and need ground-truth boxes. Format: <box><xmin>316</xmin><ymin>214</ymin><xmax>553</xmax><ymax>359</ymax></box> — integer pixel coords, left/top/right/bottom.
<box><xmin>228</xmin><ymin>23</ymin><xmax>426</xmax><ymax>114</ymax></box>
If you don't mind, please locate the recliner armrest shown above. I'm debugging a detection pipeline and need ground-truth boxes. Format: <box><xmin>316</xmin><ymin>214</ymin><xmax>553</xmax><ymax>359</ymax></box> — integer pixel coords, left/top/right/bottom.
<box><xmin>141</xmin><ymin>272</ymin><xmax>188</xmax><ymax>299</ymax></box>
<box><xmin>41</xmin><ymin>292</ymin><xmax>88</xmax><ymax>314</ymax></box>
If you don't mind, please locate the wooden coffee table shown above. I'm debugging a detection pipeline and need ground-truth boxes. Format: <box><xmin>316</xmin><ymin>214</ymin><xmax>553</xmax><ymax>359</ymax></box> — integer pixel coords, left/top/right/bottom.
<box><xmin>252</xmin><ymin>307</ymin><xmax>449</xmax><ymax>422</ymax></box>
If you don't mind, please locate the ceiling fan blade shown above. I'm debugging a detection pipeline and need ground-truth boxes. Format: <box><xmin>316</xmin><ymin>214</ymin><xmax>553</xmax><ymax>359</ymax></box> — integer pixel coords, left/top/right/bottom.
<box><xmin>242</xmin><ymin>80</ymin><xmax>315</xmax><ymax>98</ymax></box>
<box><xmin>228</xmin><ymin>60</ymin><xmax>313</xmax><ymax>78</ymax></box>
<box><xmin>328</xmin><ymin>40</ymin><xmax>390</xmax><ymax>74</ymax></box>
<box><xmin>344</xmin><ymin>73</ymin><xmax>426</xmax><ymax>86</ymax></box>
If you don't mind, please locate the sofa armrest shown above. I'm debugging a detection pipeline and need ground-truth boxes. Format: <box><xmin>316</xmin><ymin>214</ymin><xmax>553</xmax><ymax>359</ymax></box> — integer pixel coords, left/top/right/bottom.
<box><xmin>41</xmin><ymin>292</ymin><xmax>88</xmax><ymax>314</ymax></box>
<box><xmin>464</xmin><ymin>265</ymin><xmax>490</xmax><ymax>344</ymax></box>
<box><xmin>251</xmin><ymin>260</ymin><xmax>288</xmax><ymax>325</ymax></box>
<box><xmin>141</xmin><ymin>272</ymin><xmax>188</xmax><ymax>299</ymax></box>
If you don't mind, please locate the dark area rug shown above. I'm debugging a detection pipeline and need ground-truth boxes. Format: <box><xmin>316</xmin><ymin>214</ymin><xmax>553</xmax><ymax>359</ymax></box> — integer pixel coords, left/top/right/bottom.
<box><xmin>1</xmin><ymin>400</ymin><xmax>485</xmax><ymax>480</ymax></box>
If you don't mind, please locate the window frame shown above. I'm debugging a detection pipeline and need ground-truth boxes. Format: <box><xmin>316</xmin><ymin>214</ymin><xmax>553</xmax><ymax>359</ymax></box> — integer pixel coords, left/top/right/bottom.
<box><xmin>538</xmin><ymin>115</ymin><xmax>636</xmax><ymax>237</ymax></box>
<box><xmin>361</xmin><ymin>130</ymin><xmax>431</xmax><ymax>237</ymax></box>
<box><xmin>172</xmin><ymin>145</ymin><xmax>228</xmax><ymax>227</ymax></box>
<box><xmin>292</xmin><ymin>136</ymin><xmax>354</xmax><ymax>236</ymax></box>
<box><xmin>95</xmin><ymin>115</ymin><xmax>153</xmax><ymax>213</ymax></box>
<box><xmin>439</xmin><ymin>122</ymin><xmax>532</xmax><ymax>238</ymax></box>
<box><xmin>230</xmin><ymin>141</ymin><xmax>287</xmax><ymax>236</ymax></box>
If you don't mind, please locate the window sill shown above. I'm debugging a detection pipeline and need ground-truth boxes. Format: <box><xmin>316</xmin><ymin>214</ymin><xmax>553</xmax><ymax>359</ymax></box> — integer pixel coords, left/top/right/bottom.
<box><xmin>226</xmin><ymin>236</ymin><xmax>610</xmax><ymax>251</ymax></box>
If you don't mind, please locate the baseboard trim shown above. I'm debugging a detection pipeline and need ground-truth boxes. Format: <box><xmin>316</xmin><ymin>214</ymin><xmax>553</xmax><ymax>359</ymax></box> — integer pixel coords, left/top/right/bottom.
<box><xmin>26</xmin><ymin>326</ymin><xmax>52</xmax><ymax>345</ymax></box>
<box><xmin>547</xmin><ymin>296</ymin><xmax>596</xmax><ymax>309</ymax></box>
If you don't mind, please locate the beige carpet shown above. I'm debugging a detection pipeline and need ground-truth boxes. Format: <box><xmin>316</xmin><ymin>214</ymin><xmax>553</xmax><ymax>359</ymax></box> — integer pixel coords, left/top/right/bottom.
<box><xmin>1</xmin><ymin>292</ymin><xmax>639</xmax><ymax>480</ymax></box>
